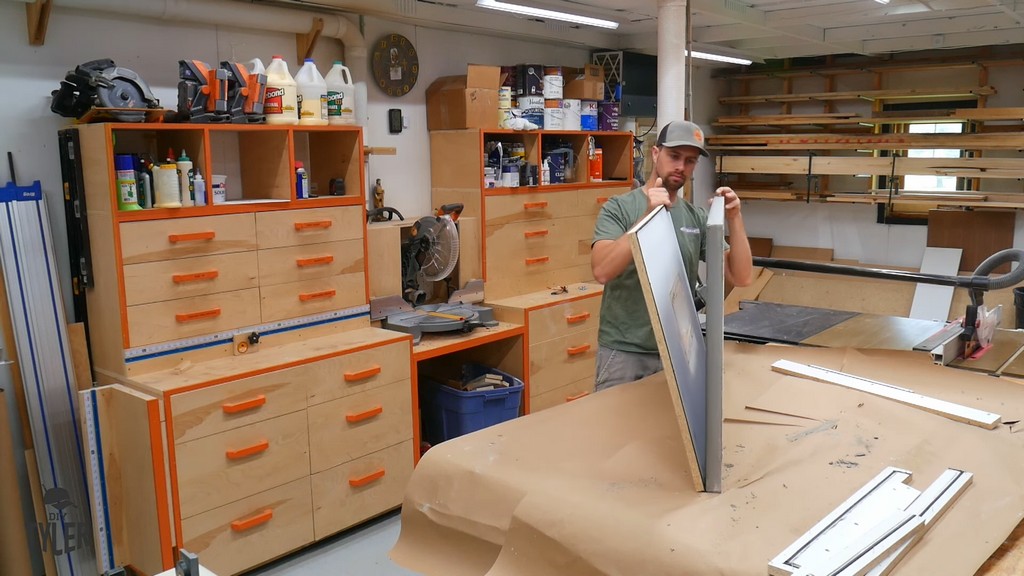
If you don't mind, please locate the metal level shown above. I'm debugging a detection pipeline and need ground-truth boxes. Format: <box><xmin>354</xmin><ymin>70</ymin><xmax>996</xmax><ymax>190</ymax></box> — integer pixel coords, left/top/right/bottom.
<box><xmin>0</xmin><ymin>181</ymin><xmax>97</xmax><ymax>576</ymax></box>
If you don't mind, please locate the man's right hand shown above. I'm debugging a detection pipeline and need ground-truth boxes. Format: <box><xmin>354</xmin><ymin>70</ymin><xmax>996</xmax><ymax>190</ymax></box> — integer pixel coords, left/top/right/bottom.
<box><xmin>645</xmin><ymin>177</ymin><xmax>673</xmax><ymax>213</ymax></box>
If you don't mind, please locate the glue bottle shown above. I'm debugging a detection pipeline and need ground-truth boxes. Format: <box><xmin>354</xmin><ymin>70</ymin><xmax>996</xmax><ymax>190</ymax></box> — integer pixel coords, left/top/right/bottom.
<box><xmin>152</xmin><ymin>164</ymin><xmax>182</xmax><ymax>208</ymax></box>
<box><xmin>325</xmin><ymin>61</ymin><xmax>356</xmax><ymax>125</ymax></box>
<box><xmin>296</xmin><ymin>58</ymin><xmax>328</xmax><ymax>125</ymax></box>
<box><xmin>264</xmin><ymin>55</ymin><xmax>298</xmax><ymax>125</ymax></box>
<box><xmin>193</xmin><ymin>173</ymin><xmax>207</xmax><ymax>207</ymax></box>
<box><xmin>177</xmin><ymin>150</ymin><xmax>194</xmax><ymax>207</ymax></box>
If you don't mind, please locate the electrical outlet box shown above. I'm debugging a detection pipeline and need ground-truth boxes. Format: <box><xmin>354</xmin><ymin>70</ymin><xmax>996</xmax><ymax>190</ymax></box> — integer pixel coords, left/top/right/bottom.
<box><xmin>232</xmin><ymin>332</ymin><xmax>260</xmax><ymax>356</ymax></box>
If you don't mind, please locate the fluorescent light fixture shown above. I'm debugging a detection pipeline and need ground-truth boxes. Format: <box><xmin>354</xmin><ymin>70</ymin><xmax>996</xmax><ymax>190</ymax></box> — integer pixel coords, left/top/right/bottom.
<box><xmin>874</xmin><ymin>0</ymin><xmax>890</xmax><ymax>4</ymax></box>
<box><xmin>686</xmin><ymin>50</ymin><xmax>752</xmax><ymax>66</ymax></box>
<box><xmin>475</xmin><ymin>0</ymin><xmax>620</xmax><ymax>30</ymax></box>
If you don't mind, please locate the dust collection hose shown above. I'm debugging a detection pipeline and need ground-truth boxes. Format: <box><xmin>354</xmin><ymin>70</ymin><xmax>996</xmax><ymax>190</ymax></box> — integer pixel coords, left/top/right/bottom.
<box><xmin>752</xmin><ymin>248</ymin><xmax>1024</xmax><ymax>307</ymax></box>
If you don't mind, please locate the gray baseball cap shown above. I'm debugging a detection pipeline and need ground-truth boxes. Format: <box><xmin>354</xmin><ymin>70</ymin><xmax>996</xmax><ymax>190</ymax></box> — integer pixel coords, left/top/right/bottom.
<box><xmin>656</xmin><ymin>120</ymin><xmax>709</xmax><ymax>157</ymax></box>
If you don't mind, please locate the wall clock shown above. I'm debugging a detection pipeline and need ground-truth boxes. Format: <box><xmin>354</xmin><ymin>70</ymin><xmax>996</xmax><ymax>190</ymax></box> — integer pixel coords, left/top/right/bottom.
<box><xmin>372</xmin><ymin>33</ymin><xmax>419</xmax><ymax>97</ymax></box>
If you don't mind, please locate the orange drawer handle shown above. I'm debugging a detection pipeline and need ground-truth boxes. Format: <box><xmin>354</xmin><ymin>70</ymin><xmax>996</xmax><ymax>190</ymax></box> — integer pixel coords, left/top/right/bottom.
<box><xmin>172</xmin><ymin>269</ymin><xmax>219</xmax><ymax>283</ymax></box>
<box><xmin>226</xmin><ymin>439</ymin><xmax>269</xmax><ymax>460</ymax></box>
<box><xmin>299</xmin><ymin>289</ymin><xmax>336</xmax><ymax>302</ymax></box>
<box><xmin>222</xmin><ymin>395</ymin><xmax>266</xmax><ymax>415</ymax></box>
<box><xmin>296</xmin><ymin>255</ymin><xmax>334</xmax><ymax>267</ymax></box>
<box><xmin>344</xmin><ymin>365</ymin><xmax>381</xmax><ymax>382</ymax></box>
<box><xmin>294</xmin><ymin>220</ymin><xmax>333</xmax><ymax>231</ymax></box>
<box><xmin>175</xmin><ymin>307</ymin><xmax>221</xmax><ymax>323</ymax></box>
<box><xmin>524</xmin><ymin>229</ymin><xmax>549</xmax><ymax>238</ymax></box>
<box><xmin>349</xmin><ymin>468</ymin><xmax>386</xmax><ymax>487</ymax></box>
<box><xmin>523</xmin><ymin>201</ymin><xmax>548</xmax><ymax>209</ymax></box>
<box><xmin>567</xmin><ymin>343</ymin><xmax>591</xmax><ymax>356</ymax></box>
<box><xmin>346</xmin><ymin>405</ymin><xmax>383</xmax><ymax>423</ymax></box>
<box><xmin>565</xmin><ymin>312</ymin><xmax>591</xmax><ymax>324</ymax></box>
<box><xmin>168</xmin><ymin>231</ymin><xmax>215</xmax><ymax>243</ymax></box>
<box><xmin>230</xmin><ymin>509</ymin><xmax>273</xmax><ymax>532</ymax></box>
<box><xmin>596</xmin><ymin>196</ymin><xmax>609</xmax><ymax>204</ymax></box>
<box><xmin>567</xmin><ymin>391</ymin><xmax>590</xmax><ymax>402</ymax></box>
<box><xmin>525</xmin><ymin>256</ymin><xmax>549</xmax><ymax>266</ymax></box>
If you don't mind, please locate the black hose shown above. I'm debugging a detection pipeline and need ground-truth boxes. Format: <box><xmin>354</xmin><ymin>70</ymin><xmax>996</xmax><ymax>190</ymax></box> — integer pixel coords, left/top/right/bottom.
<box><xmin>751</xmin><ymin>258</ymin><xmax>993</xmax><ymax>290</ymax></box>
<box><xmin>969</xmin><ymin>248</ymin><xmax>1024</xmax><ymax>306</ymax></box>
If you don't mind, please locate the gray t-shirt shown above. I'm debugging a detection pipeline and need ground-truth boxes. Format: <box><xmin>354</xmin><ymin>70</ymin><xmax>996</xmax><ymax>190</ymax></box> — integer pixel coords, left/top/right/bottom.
<box><xmin>592</xmin><ymin>187</ymin><xmax>711</xmax><ymax>354</ymax></box>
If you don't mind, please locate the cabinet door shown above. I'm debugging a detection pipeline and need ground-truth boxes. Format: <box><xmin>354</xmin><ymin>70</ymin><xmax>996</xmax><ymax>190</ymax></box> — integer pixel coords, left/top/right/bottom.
<box><xmin>119</xmin><ymin>214</ymin><xmax>257</xmax><ymax>264</ymax></box>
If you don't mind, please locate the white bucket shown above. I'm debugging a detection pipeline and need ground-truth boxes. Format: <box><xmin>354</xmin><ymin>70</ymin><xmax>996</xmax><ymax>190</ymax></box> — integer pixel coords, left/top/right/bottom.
<box><xmin>498</xmin><ymin>87</ymin><xmax>513</xmax><ymax>110</ymax></box>
<box><xmin>543</xmin><ymin>74</ymin><xmax>564</xmax><ymax>99</ymax></box>
<box><xmin>561</xmin><ymin>99</ymin><xmax>582</xmax><ymax>131</ymax></box>
<box><xmin>544</xmin><ymin>101</ymin><xmax>565</xmax><ymax>130</ymax></box>
<box><xmin>520</xmin><ymin>95</ymin><xmax>544</xmax><ymax>127</ymax></box>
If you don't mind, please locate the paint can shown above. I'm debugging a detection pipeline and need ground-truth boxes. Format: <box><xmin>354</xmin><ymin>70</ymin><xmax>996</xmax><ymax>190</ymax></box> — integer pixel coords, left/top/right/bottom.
<box><xmin>544</xmin><ymin>100</ymin><xmax>565</xmax><ymax>130</ymax></box>
<box><xmin>518</xmin><ymin>64</ymin><xmax>544</xmax><ymax>96</ymax></box>
<box><xmin>581</xmin><ymin>101</ymin><xmax>599</xmax><ymax>131</ymax></box>
<box><xmin>498</xmin><ymin>86</ymin><xmax>513</xmax><ymax>110</ymax></box>
<box><xmin>520</xmin><ymin>95</ymin><xmax>545</xmax><ymax>128</ymax></box>
<box><xmin>501</xmin><ymin>163</ymin><xmax>520</xmax><ymax>188</ymax></box>
<box><xmin>561</xmin><ymin>98</ymin><xmax>582</xmax><ymax>131</ymax></box>
<box><xmin>542</xmin><ymin>66</ymin><xmax>564</xmax><ymax>99</ymax></box>
<box><xmin>599</xmin><ymin>101</ymin><xmax>620</xmax><ymax>132</ymax></box>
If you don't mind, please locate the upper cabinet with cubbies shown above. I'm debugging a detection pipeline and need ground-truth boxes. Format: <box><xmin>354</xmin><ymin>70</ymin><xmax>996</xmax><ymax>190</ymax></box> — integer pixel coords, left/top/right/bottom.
<box><xmin>73</xmin><ymin>123</ymin><xmax>369</xmax><ymax>377</ymax></box>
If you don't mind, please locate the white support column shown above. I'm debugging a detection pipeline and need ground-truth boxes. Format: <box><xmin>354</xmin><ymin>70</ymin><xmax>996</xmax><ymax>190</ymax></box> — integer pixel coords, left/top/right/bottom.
<box><xmin>658</xmin><ymin>0</ymin><xmax>689</xmax><ymax>129</ymax></box>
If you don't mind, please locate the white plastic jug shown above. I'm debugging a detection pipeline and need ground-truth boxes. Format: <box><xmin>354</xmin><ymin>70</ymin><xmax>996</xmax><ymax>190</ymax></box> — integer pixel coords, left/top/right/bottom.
<box><xmin>264</xmin><ymin>55</ymin><xmax>298</xmax><ymax>125</ymax></box>
<box><xmin>296</xmin><ymin>58</ymin><xmax>328</xmax><ymax>125</ymax></box>
<box><xmin>325</xmin><ymin>61</ymin><xmax>356</xmax><ymax>125</ymax></box>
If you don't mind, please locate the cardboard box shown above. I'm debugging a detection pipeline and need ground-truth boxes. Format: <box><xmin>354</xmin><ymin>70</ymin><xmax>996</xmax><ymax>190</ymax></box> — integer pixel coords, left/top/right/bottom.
<box><xmin>563</xmin><ymin>64</ymin><xmax>606</xmax><ymax>101</ymax></box>
<box><xmin>426</xmin><ymin>65</ymin><xmax>501</xmax><ymax>131</ymax></box>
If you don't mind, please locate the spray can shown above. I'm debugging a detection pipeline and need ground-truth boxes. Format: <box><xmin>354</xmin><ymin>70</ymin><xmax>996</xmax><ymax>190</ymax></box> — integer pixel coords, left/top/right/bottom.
<box><xmin>114</xmin><ymin>154</ymin><xmax>142</xmax><ymax>211</ymax></box>
<box><xmin>325</xmin><ymin>61</ymin><xmax>356</xmax><ymax>125</ymax></box>
<box><xmin>295</xmin><ymin>161</ymin><xmax>309</xmax><ymax>199</ymax></box>
<box><xmin>264</xmin><ymin>55</ymin><xmax>299</xmax><ymax>125</ymax></box>
<box><xmin>177</xmin><ymin>150</ymin><xmax>194</xmax><ymax>207</ymax></box>
<box><xmin>296</xmin><ymin>58</ymin><xmax>328</xmax><ymax>125</ymax></box>
<box><xmin>193</xmin><ymin>173</ymin><xmax>207</xmax><ymax>207</ymax></box>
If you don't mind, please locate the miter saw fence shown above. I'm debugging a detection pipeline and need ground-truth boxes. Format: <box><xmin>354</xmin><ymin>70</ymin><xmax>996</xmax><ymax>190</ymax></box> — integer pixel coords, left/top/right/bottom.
<box><xmin>50</xmin><ymin>59</ymin><xmax>161</xmax><ymax>122</ymax></box>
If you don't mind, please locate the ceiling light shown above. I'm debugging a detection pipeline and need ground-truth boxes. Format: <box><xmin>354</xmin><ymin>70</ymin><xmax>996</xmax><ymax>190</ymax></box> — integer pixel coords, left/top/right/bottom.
<box><xmin>686</xmin><ymin>50</ymin><xmax>752</xmax><ymax>66</ymax></box>
<box><xmin>475</xmin><ymin>0</ymin><xmax>620</xmax><ymax>30</ymax></box>
<box><xmin>874</xmin><ymin>0</ymin><xmax>890</xmax><ymax>4</ymax></box>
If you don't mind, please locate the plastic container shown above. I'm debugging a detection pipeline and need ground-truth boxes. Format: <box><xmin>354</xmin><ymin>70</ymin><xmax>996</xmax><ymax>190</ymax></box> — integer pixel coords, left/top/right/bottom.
<box><xmin>295</xmin><ymin>58</ymin><xmax>328</xmax><ymax>125</ymax></box>
<box><xmin>295</xmin><ymin>161</ymin><xmax>309</xmax><ymax>199</ymax></box>
<box><xmin>114</xmin><ymin>154</ymin><xmax>141</xmax><ymax>211</ymax></box>
<box><xmin>325</xmin><ymin>61</ymin><xmax>356</xmax><ymax>125</ymax></box>
<box><xmin>264</xmin><ymin>55</ymin><xmax>298</xmax><ymax>125</ymax></box>
<box><xmin>176</xmin><ymin>150</ymin><xmax>194</xmax><ymax>207</ymax></box>
<box><xmin>211</xmin><ymin>174</ymin><xmax>227</xmax><ymax>204</ymax></box>
<box><xmin>193</xmin><ymin>173</ymin><xmax>206</xmax><ymax>207</ymax></box>
<box><xmin>247</xmin><ymin>57</ymin><xmax>265</xmax><ymax>75</ymax></box>
<box><xmin>152</xmin><ymin>163</ymin><xmax>182</xmax><ymax>208</ymax></box>
<box><xmin>420</xmin><ymin>364</ymin><xmax>524</xmax><ymax>444</ymax></box>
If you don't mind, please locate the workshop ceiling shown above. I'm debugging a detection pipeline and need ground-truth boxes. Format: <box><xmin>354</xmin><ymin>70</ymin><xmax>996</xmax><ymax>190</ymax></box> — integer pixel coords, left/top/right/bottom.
<box><xmin>270</xmin><ymin>0</ymin><xmax>1024</xmax><ymax>64</ymax></box>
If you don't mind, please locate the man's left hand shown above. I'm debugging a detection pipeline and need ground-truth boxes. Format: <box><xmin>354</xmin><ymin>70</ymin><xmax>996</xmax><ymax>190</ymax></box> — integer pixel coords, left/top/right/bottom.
<box><xmin>714</xmin><ymin>187</ymin><xmax>742</xmax><ymax>220</ymax></box>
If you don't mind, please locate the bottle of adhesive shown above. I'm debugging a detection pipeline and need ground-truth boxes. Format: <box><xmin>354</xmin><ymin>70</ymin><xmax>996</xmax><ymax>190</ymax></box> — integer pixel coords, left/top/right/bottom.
<box><xmin>264</xmin><ymin>55</ymin><xmax>298</xmax><ymax>125</ymax></box>
<box><xmin>152</xmin><ymin>163</ymin><xmax>182</xmax><ymax>208</ymax></box>
<box><xmin>177</xmin><ymin>150</ymin><xmax>194</xmax><ymax>207</ymax></box>
<box><xmin>325</xmin><ymin>61</ymin><xmax>356</xmax><ymax>125</ymax></box>
<box><xmin>295</xmin><ymin>161</ymin><xmax>309</xmax><ymax>199</ymax></box>
<box><xmin>193</xmin><ymin>173</ymin><xmax>207</xmax><ymax>207</ymax></box>
<box><xmin>114</xmin><ymin>154</ymin><xmax>141</xmax><ymax>211</ymax></box>
<box><xmin>296</xmin><ymin>58</ymin><xmax>328</xmax><ymax>125</ymax></box>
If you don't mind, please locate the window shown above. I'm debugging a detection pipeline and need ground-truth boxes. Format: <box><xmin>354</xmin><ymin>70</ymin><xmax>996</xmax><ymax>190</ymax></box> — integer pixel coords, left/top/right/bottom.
<box><xmin>903</xmin><ymin>122</ymin><xmax>964</xmax><ymax>193</ymax></box>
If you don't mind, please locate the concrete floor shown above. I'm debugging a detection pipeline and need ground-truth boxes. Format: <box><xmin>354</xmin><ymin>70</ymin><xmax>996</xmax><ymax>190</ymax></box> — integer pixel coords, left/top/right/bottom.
<box><xmin>247</xmin><ymin>510</ymin><xmax>419</xmax><ymax>575</ymax></box>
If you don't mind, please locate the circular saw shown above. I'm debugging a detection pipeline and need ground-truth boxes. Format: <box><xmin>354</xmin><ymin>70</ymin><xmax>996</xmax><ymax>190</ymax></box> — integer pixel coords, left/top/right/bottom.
<box><xmin>50</xmin><ymin>59</ymin><xmax>160</xmax><ymax>122</ymax></box>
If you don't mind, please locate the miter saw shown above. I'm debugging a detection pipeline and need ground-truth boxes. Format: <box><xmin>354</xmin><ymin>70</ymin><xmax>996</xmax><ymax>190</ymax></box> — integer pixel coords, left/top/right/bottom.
<box><xmin>371</xmin><ymin>204</ymin><xmax>497</xmax><ymax>343</ymax></box>
<box><xmin>50</xmin><ymin>59</ymin><xmax>161</xmax><ymax>122</ymax></box>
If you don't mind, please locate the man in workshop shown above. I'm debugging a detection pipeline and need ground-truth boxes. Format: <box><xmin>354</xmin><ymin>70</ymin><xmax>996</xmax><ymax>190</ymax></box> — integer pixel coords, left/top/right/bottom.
<box><xmin>591</xmin><ymin>119</ymin><xmax>754</xmax><ymax>390</ymax></box>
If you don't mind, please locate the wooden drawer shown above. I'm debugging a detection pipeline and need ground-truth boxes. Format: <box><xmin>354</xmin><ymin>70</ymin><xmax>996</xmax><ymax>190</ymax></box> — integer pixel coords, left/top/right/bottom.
<box><xmin>119</xmin><ymin>214</ymin><xmax>257</xmax><ymax>265</ymax></box>
<box><xmin>181</xmin><ymin>477</ymin><xmax>313</xmax><ymax>576</ymax></box>
<box><xmin>311</xmin><ymin>440</ymin><xmax>413</xmax><ymax>540</ymax></box>
<box><xmin>123</xmin><ymin>251</ymin><xmax>259</xmax><ymax>306</ymax></box>
<box><xmin>170</xmin><ymin>365</ymin><xmax>311</xmax><ymax>444</ymax></box>
<box><xmin>486</xmin><ymin>215</ymin><xmax>594</xmax><ymax>274</ymax></box>
<box><xmin>578</xmin><ymin>187</ymin><xmax>629</xmax><ymax>217</ymax></box>
<box><xmin>257</xmin><ymin>239</ymin><xmax>364</xmax><ymax>287</ymax></box>
<box><xmin>255</xmin><ymin>206</ymin><xmax>363</xmax><ymax>249</ymax></box>
<box><xmin>259</xmin><ymin>273</ymin><xmax>366</xmax><ymax>323</ymax></box>
<box><xmin>530</xmin><ymin>377</ymin><xmax>594</xmax><ymax>412</ymax></box>
<box><xmin>126</xmin><ymin>288</ymin><xmax>261</xmax><ymax>348</ymax></box>
<box><xmin>484</xmin><ymin>190</ymin><xmax>580</xmax><ymax>225</ymax></box>
<box><xmin>306</xmin><ymin>340</ymin><xmax>412</xmax><ymax>406</ymax></box>
<box><xmin>307</xmin><ymin>379</ymin><xmax>412</xmax><ymax>474</ymax></box>
<box><xmin>527</xmin><ymin>295</ymin><xmax>602</xmax><ymax>344</ymax></box>
<box><xmin>529</xmin><ymin>327</ymin><xmax>598</xmax><ymax>396</ymax></box>
<box><xmin>175</xmin><ymin>410</ymin><xmax>310</xmax><ymax>518</ymax></box>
